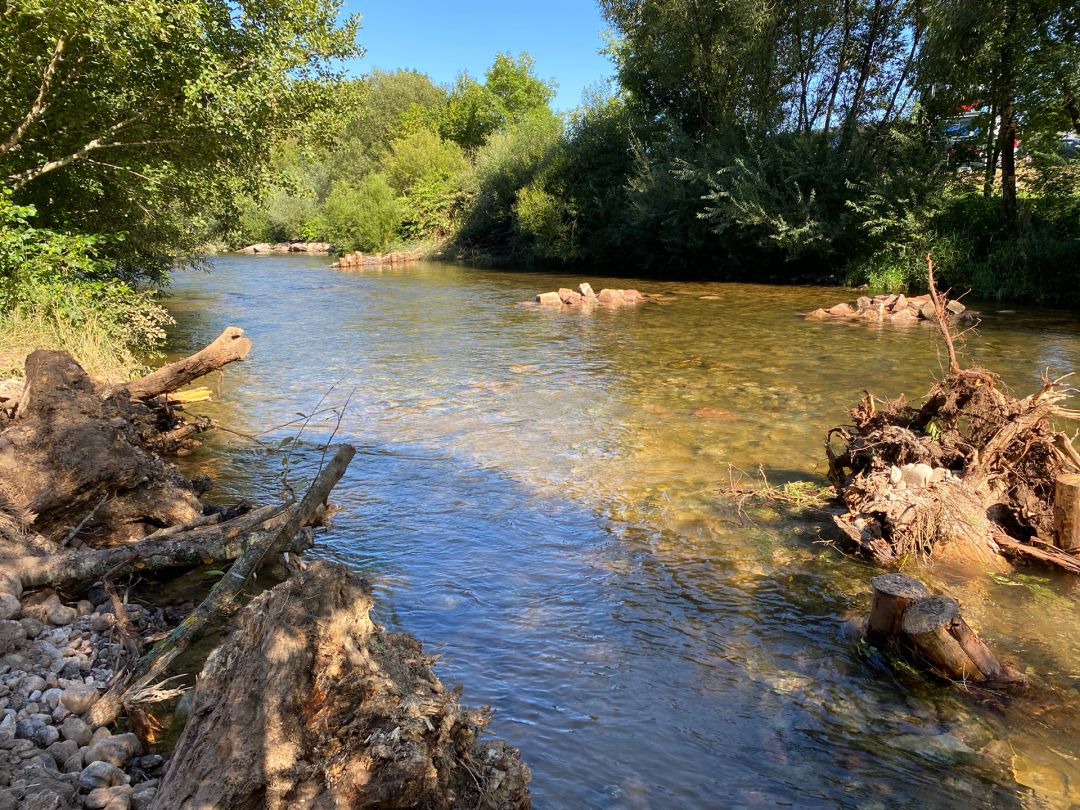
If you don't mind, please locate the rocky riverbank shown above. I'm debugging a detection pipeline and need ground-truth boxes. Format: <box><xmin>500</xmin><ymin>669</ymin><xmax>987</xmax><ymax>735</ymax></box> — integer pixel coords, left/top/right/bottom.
<box><xmin>0</xmin><ymin>331</ymin><xmax>531</xmax><ymax>808</ymax></box>
<box><xmin>1</xmin><ymin>584</ymin><xmax>171</xmax><ymax>810</ymax></box>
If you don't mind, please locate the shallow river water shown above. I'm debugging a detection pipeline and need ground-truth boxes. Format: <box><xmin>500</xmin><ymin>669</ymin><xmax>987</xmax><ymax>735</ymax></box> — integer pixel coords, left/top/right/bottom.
<box><xmin>164</xmin><ymin>256</ymin><xmax>1080</xmax><ymax>809</ymax></box>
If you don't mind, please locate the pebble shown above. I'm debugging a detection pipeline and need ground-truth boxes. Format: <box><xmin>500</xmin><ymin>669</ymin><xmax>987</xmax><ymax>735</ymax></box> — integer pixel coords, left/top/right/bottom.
<box><xmin>60</xmin><ymin>683</ymin><xmax>99</xmax><ymax>715</ymax></box>
<box><xmin>79</xmin><ymin>759</ymin><xmax>128</xmax><ymax>790</ymax></box>
<box><xmin>61</xmin><ymin>715</ymin><xmax>92</xmax><ymax>746</ymax></box>
<box><xmin>46</xmin><ymin>603</ymin><xmax>77</xmax><ymax>627</ymax></box>
<box><xmin>85</xmin><ymin>733</ymin><xmax>142</xmax><ymax>768</ymax></box>
<box><xmin>0</xmin><ymin>595</ymin><xmax>18</xmax><ymax>622</ymax></box>
<box><xmin>0</xmin><ymin>622</ymin><xmax>25</xmax><ymax>652</ymax></box>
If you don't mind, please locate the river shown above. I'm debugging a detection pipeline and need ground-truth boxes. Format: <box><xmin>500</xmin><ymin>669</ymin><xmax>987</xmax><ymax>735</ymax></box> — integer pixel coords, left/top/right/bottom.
<box><xmin>164</xmin><ymin>255</ymin><xmax>1080</xmax><ymax>809</ymax></box>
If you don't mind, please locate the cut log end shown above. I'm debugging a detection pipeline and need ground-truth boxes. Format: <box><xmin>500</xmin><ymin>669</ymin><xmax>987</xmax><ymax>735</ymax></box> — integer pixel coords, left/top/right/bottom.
<box><xmin>901</xmin><ymin>594</ymin><xmax>959</xmax><ymax>636</ymax></box>
<box><xmin>866</xmin><ymin>573</ymin><xmax>931</xmax><ymax>647</ymax></box>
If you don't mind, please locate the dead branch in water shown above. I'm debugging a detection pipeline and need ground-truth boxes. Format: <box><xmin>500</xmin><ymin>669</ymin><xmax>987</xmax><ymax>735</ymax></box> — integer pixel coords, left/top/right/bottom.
<box><xmin>86</xmin><ymin>444</ymin><xmax>356</xmax><ymax>728</ymax></box>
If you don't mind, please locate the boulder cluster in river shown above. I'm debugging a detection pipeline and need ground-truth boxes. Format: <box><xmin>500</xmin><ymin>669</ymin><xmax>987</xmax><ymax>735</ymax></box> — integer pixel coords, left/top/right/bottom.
<box><xmin>0</xmin><ymin>331</ymin><xmax>531</xmax><ymax>809</ymax></box>
<box><xmin>806</xmin><ymin>291</ymin><xmax>976</xmax><ymax>324</ymax></box>
<box><xmin>332</xmin><ymin>249</ymin><xmax>422</xmax><ymax>269</ymax></box>
<box><xmin>237</xmin><ymin>241</ymin><xmax>333</xmax><ymax>254</ymax></box>
<box><xmin>534</xmin><ymin>283</ymin><xmax>646</xmax><ymax>307</ymax></box>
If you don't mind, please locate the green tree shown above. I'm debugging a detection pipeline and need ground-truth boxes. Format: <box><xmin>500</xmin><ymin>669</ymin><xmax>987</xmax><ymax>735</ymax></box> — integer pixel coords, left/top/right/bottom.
<box><xmin>319</xmin><ymin>175</ymin><xmax>402</xmax><ymax>252</ymax></box>
<box><xmin>0</xmin><ymin>0</ymin><xmax>361</xmax><ymax>278</ymax></box>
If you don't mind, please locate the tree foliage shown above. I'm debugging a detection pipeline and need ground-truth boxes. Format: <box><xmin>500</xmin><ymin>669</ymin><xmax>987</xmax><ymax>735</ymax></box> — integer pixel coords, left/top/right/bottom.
<box><xmin>0</xmin><ymin>0</ymin><xmax>361</xmax><ymax>277</ymax></box>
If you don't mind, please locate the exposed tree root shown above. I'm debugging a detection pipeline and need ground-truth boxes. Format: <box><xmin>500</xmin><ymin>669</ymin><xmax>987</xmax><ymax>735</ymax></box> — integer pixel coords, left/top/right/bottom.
<box><xmin>826</xmin><ymin>257</ymin><xmax>1080</xmax><ymax>572</ymax></box>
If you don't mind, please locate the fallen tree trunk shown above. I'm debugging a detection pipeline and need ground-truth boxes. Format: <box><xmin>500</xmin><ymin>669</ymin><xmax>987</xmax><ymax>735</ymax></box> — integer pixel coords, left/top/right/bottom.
<box><xmin>125</xmin><ymin>326</ymin><xmax>252</xmax><ymax>400</ymax></box>
<box><xmin>88</xmin><ymin>445</ymin><xmax>356</xmax><ymax>728</ymax></box>
<box><xmin>5</xmin><ymin>505</ymin><xmax>287</xmax><ymax>590</ymax></box>
<box><xmin>154</xmin><ymin>560</ymin><xmax>531</xmax><ymax>809</ymax></box>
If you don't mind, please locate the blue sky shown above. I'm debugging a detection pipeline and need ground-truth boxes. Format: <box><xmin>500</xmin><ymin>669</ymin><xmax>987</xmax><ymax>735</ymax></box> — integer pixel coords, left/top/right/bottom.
<box><xmin>341</xmin><ymin>0</ymin><xmax>615</xmax><ymax>111</ymax></box>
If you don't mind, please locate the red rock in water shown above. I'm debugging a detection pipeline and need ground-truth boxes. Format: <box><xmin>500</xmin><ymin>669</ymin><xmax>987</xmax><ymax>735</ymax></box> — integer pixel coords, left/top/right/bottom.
<box><xmin>693</xmin><ymin>407</ymin><xmax>741</xmax><ymax>420</ymax></box>
<box><xmin>597</xmin><ymin>289</ymin><xmax>621</xmax><ymax>304</ymax></box>
<box><xmin>558</xmin><ymin>288</ymin><xmax>583</xmax><ymax>305</ymax></box>
<box><xmin>536</xmin><ymin>292</ymin><xmax>562</xmax><ymax>306</ymax></box>
<box><xmin>805</xmin><ymin>308</ymin><xmax>830</xmax><ymax>319</ymax></box>
<box><xmin>828</xmin><ymin>303</ymin><xmax>855</xmax><ymax>317</ymax></box>
<box><xmin>578</xmin><ymin>282</ymin><xmax>596</xmax><ymax>298</ymax></box>
<box><xmin>622</xmin><ymin>289</ymin><xmax>644</xmax><ymax>301</ymax></box>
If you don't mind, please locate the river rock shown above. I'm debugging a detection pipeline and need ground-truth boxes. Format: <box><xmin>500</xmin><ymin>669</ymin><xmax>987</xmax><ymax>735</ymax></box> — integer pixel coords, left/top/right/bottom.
<box><xmin>19</xmin><ymin>617</ymin><xmax>44</xmax><ymax>639</ymax></box>
<box><xmin>0</xmin><ymin>594</ymin><xmax>19</xmax><ymax>621</ymax></box>
<box><xmin>887</xmin><ymin>732</ymin><xmax>976</xmax><ymax>764</ymax></box>
<box><xmin>130</xmin><ymin>783</ymin><xmax>157</xmax><ymax>810</ymax></box>
<box><xmin>237</xmin><ymin>243</ymin><xmax>273</xmax><ymax>254</ymax></box>
<box><xmin>59</xmin><ymin>684</ymin><xmax>98</xmax><ymax>715</ymax></box>
<box><xmin>60</xmin><ymin>716</ymin><xmax>91</xmax><ymax>746</ymax></box>
<box><xmin>899</xmin><ymin>463</ymin><xmax>934</xmax><ymax>488</ymax></box>
<box><xmin>536</xmin><ymin>292</ymin><xmax>561</xmax><ymax>306</ymax></box>
<box><xmin>85</xmin><ymin>785</ymin><xmax>133</xmax><ymax>810</ymax></box>
<box><xmin>46</xmin><ymin>603</ymin><xmax>77</xmax><ymax>627</ymax></box>
<box><xmin>79</xmin><ymin>760</ymin><xmax>127</xmax><ymax>790</ymax></box>
<box><xmin>0</xmin><ymin>620</ymin><xmax>26</xmax><ymax>651</ymax></box>
<box><xmin>85</xmin><ymin>733</ymin><xmax>141</xmax><ymax>768</ymax></box>
<box><xmin>21</xmin><ymin>591</ymin><xmax>60</xmax><ymax>622</ymax></box>
<box><xmin>558</xmin><ymin>288</ymin><xmax>583</xmax><ymax>305</ymax></box>
<box><xmin>828</xmin><ymin>302</ymin><xmax>855</xmax><ymax>317</ymax></box>
<box><xmin>0</xmin><ymin>571</ymin><xmax>21</xmax><ymax>600</ymax></box>
<box><xmin>578</xmin><ymin>282</ymin><xmax>595</xmax><ymax>298</ymax></box>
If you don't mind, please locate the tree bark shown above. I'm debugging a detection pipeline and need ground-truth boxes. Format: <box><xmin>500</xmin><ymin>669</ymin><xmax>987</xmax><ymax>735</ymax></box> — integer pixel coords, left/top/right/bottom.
<box><xmin>87</xmin><ymin>445</ymin><xmax>356</xmax><ymax>729</ymax></box>
<box><xmin>125</xmin><ymin>327</ymin><xmax>252</xmax><ymax>400</ymax></box>
<box><xmin>902</xmin><ymin>596</ymin><xmax>984</xmax><ymax>681</ymax></box>
<box><xmin>866</xmin><ymin>573</ymin><xmax>930</xmax><ymax>646</ymax></box>
<box><xmin>998</xmin><ymin>0</ymin><xmax>1018</xmax><ymax>228</ymax></box>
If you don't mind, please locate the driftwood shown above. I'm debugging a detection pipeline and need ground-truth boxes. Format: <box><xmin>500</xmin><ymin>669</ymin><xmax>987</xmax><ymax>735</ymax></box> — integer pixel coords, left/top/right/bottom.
<box><xmin>865</xmin><ymin>575</ymin><xmax>1023</xmax><ymax>686</ymax></box>
<box><xmin>154</xmin><ymin>561</ymin><xmax>531</xmax><ymax>809</ymax></box>
<box><xmin>124</xmin><ymin>326</ymin><xmax>252</xmax><ymax>400</ymax></box>
<box><xmin>5</xmin><ymin>505</ymin><xmax>288</xmax><ymax>590</ymax></box>
<box><xmin>87</xmin><ymin>446</ymin><xmax>356</xmax><ymax>729</ymax></box>
<box><xmin>826</xmin><ymin>256</ymin><xmax>1080</xmax><ymax>572</ymax></box>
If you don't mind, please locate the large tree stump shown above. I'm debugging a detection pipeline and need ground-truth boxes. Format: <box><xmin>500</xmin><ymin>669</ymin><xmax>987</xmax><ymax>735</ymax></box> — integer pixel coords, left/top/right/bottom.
<box><xmin>153</xmin><ymin>561</ymin><xmax>531</xmax><ymax>810</ymax></box>
<box><xmin>866</xmin><ymin>573</ymin><xmax>930</xmax><ymax>647</ymax></box>
<box><xmin>902</xmin><ymin>596</ymin><xmax>984</xmax><ymax>682</ymax></box>
<box><xmin>0</xmin><ymin>351</ymin><xmax>201</xmax><ymax>549</ymax></box>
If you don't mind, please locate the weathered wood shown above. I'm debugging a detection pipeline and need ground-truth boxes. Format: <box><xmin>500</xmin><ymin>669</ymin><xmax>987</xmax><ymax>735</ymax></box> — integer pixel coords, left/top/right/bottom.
<box><xmin>1053</xmin><ymin>474</ymin><xmax>1080</xmax><ymax>551</ymax></box>
<box><xmin>87</xmin><ymin>445</ymin><xmax>356</xmax><ymax>729</ymax></box>
<box><xmin>946</xmin><ymin>615</ymin><xmax>1018</xmax><ymax>682</ymax></box>
<box><xmin>124</xmin><ymin>326</ymin><xmax>252</xmax><ymax>400</ymax></box>
<box><xmin>154</xmin><ymin>561</ymin><xmax>531</xmax><ymax>810</ymax></box>
<box><xmin>866</xmin><ymin>573</ymin><xmax>930</xmax><ymax>646</ymax></box>
<box><xmin>7</xmin><ymin>505</ymin><xmax>283</xmax><ymax>589</ymax></box>
<box><xmin>902</xmin><ymin>596</ymin><xmax>984</xmax><ymax>681</ymax></box>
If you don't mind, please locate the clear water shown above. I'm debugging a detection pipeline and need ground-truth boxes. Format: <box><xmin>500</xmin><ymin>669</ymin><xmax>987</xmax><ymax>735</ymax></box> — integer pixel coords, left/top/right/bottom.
<box><xmin>164</xmin><ymin>255</ymin><xmax>1080</xmax><ymax>809</ymax></box>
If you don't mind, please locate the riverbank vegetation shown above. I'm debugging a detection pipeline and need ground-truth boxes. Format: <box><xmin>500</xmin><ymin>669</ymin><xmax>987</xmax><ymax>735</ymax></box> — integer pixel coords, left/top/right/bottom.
<box><xmin>0</xmin><ymin>0</ymin><xmax>361</xmax><ymax>376</ymax></box>
<box><xmin>2</xmin><ymin>0</ymin><xmax>1078</xmax><ymax>375</ymax></box>
<box><xmin>228</xmin><ymin>0</ymin><xmax>1078</xmax><ymax>303</ymax></box>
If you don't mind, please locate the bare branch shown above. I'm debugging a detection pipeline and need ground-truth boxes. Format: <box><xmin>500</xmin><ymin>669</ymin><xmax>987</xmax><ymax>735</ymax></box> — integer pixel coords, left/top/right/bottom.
<box><xmin>7</xmin><ymin>114</ymin><xmax>147</xmax><ymax>189</ymax></box>
<box><xmin>0</xmin><ymin>37</ymin><xmax>66</xmax><ymax>156</ymax></box>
